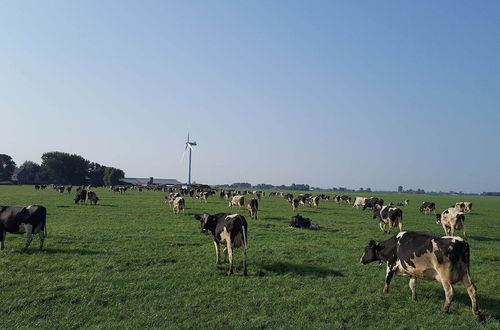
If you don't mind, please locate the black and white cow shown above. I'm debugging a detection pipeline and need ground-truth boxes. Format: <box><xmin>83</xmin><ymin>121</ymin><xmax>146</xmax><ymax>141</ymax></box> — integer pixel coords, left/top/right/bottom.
<box><xmin>194</xmin><ymin>213</ymin><xmax>248</xmax><ymax>275</ymax></box>
<box><xmin>419</xmin><ymin>201</ymin><xmax>436</xmax><ymax>214</ymax></box>
<box><xmin>436</xmin><ymin>208</ymin><xmax>466</xmax><ymax>238</ymax></box>
<box><xmin>360</xmin><ymin>231</ymin><xmax>479</xmax><ymax>316</ymax></box>
<box><xmin>0</xmin><ymin>205</ymin><xmax>47</xmax><ymax>250</ymax></box>
<box><xmin>362</xmin><ymin>197</ymin><xmax>384</xmax><ymax>211</ymax></box>
<box><xmin>373</xmin><ymin>205</ymin><xmax>403</xmax><ymax>233</ymax></box>
<box><xmin>246</xmin><ymin>198</ymin><xmax>258</xmax><ymax>219</ymax></box>
<box><xmin>291</xmin><ymin>198</ymin><xmax>299</xmax><ymax>211</ymax></box>
<box><xmin>87</xmin><ymin>191</ymin><xmax>99</xmax><ymax>205</ymax></box>
<box><xmin>289</xmin><ymin>214</ymin><xmax>319</xmax><ymax>230</ymax></box>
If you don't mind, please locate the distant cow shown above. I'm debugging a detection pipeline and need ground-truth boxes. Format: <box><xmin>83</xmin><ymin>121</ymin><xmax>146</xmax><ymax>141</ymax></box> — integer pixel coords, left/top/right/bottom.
<box><xmin>172</xmin><ymin>197</ymin><xmax>185</xmax><ymax>215</ymax></box>
<box><xmin>360</xmin><ymin>232</ymin><xmax>479</xmax><ymax>316</ymax></box>
<box><xmin>436</xmin><ymin>208</ymin><xmax>466</xmax><ymax>238</ymax></box>
<box><xmin>284</xmin><ymin>193</ymin><xmax>293</xmax><ymax>203</ymax></box>
<box><xmin>229</xmin><ymin>195</ymin><xmax>245</xmax><ymax>208</ymax></box>
<box><xmin>291</xmin><ymin>198</ymin><xmax>299</xmax><ymax>211</ymax></box>
<box><xmin>74</xmin><ymin>189</ymin><xmax>87</xmax><ymax>204</ymax></box>
<box><xmin>404</xmin><ymin>199</ymin><xmax>410</xmax><ymax>206</ymax></box>
<box><xmin>455</xmin><ymin>202</ymin><xmax>472</xmax><ymax>213</ymax></box>
<box><xmin>373</xmin><ymin>205</ymin><xmax>403</xmax><ymax>233</ymax></box>
<box><xmin>335</xmin><ymin>195</ymin><xmax>352</xmax><ymax>204</ymax></box>
<box><xmin>420</xmin><ymin>202</ymin><xmax>436</xmax><ymax>214</ymax></box>
<box><xmin>353</xmin><ymin>197</ymin><xmax>367</xmax><ymax>209</ymax></box>
<box><xmin>363</xmin><ymin>197</ymin><xmax>384</xmax><ymax>211</ymax></box>
<box><xmin>246</xmin><ymin>198</ymin><xmax>258</xmax><ymax>219</ymax></box>
<box><xmin>194</xmin><ymin>213</ymin><xmax>248</xmax><ymax>275</ymax></box>
<box><xmin>0</xmin><ymin>205</ymin><xmax>47</xmax><ymax>250</ymax></box>
<box><xmin>87</xmin><ymin>191</ymin><xmax>99</xmax><ymax>205</ymax></box>
<box><xmin>309</xmin><ymin>196</ymin><xmax>320</xmax><ymax>208</ymax></box>
<box><xmin>289</xmin><ymin>214</ymin><xmax>319</xmax><ymax>230</ymax></box>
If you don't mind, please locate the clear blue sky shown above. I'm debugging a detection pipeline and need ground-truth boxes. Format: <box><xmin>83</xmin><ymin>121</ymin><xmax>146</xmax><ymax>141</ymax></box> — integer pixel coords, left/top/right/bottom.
<box><xmin>1</xmin><ymin>1</ymin><xmax>499</xmax><ymax>192</ymax></box>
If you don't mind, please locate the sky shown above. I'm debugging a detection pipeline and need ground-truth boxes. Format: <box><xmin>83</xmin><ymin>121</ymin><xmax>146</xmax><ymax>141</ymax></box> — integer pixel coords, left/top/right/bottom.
<box><xmin>1</xmin><ymin>1</ymin><xmax>499</xmax><ymax>193</ymax></box>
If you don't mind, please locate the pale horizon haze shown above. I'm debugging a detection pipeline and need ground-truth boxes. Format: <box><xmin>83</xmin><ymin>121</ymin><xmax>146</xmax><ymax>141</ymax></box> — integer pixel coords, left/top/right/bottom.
<box><xmin>1</xmin><ymin>1</ymin><xmax>499</xmax><ymax>193</ymax></box>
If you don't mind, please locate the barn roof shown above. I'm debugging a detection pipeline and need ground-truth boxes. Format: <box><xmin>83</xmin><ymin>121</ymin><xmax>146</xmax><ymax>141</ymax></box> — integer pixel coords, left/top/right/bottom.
<box><xmin>122</xmin><ymin>177</ymin><xmax>182</xmax><ymax>186</ymax></box>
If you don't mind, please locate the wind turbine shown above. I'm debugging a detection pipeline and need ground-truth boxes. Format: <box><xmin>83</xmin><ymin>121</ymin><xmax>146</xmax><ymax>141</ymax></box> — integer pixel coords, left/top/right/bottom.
<box><xmin>184</xmin><ymin>132</ymin><xmax>197</xmax><ymax>186</ymax></box>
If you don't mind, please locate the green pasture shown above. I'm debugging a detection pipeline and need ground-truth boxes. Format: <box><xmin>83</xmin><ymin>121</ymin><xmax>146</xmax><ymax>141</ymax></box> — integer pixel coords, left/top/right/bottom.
<box><xmin>0</xmin><ymin>186</ymin><xmax>499</xmax><ymax>329</ymax></box>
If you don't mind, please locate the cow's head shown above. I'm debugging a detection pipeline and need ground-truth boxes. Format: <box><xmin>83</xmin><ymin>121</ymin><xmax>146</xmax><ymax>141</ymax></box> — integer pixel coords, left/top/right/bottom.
<box><xmin>194</xmin><ymin>214</ymin><xmax>215</xmax><ymax>234</ymax></box>
<box><xmin>360</xmin><ymin>240</ymin><xmax>380</xmax><ymax>264</ymax></box>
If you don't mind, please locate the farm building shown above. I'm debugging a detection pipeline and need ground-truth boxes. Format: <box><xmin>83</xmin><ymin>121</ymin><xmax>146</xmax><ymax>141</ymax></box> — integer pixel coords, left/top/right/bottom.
<box><xmin>122</xmin><ymin>177</ymin><xmax>181</xmax><ymax>186</ymax></box>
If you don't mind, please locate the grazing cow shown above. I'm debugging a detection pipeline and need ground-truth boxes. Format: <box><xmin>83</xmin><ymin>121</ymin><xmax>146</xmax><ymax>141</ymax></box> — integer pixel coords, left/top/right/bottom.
<box><xmin>404</xmin><ymin>199</ymin><xmax>410</xmax><ymax>206</ymax></box>
<box><xmin>455</xmin><ymin>202</ymin><xmax>472</xmax><ymax>213</ymax></box>
<box><xmin>34</xmin><ymin>185</ymin><xmax>40</xmax><ymax>190</ymax></box>
<box><xmin>360</xmin><ymin>232</ymin><xmax>479</xmax><ymax>316</ymax></box>
<box><xmin>335</xmin><ymin>195</ymin><xmax>351</xmax><ymax>204</ymax></box>
<box><xmin>57</xmin><ymin>186</ymin><xmax>65</xmax><ymax>193</ymax></box>
<box><xmin>289</xmin><ymin>214</ymin><xmax>319</xmax><ymax>230</ymax></box>
<box><xmin>87</xmin><ymin>191</ymin><xmax>99</xmax><ymax>205</ymax></box>
<box><xmin>420</xmin><ymin>202</ymin><xmax>436</xmax><ymax>214</ymax></box>
<box><xmin>74</xmin><ymin>189</ymin><xmax>87</xmax><ymax>204</ymax></box>
<box><xmin>66</xmin><ymin>185</ymin><xmax>73</xmax><ymax>193</ymax></box>
<box><xmin>373</xmin><ymin>205</ymin><xmax>403</xmax><ymax>233</ymax></box>
<box><xmin>353</xmin><ymin>197</ymin><xmax>367</xmax><ymax>209</ymax></box>
<box><xmin>291</xmin><ymin>198</ymin><xmax>299</xmax><ymax>211</ymax></box>
<box><xmin>309</xmin><ymin>196</ymin><xmax>320</xmax><ymax>208</ymax></box>
<box><xmin>0</xmin><ymin>205</ymin><xmax>47</xmax><ymax>250</ymax></box>
<box><xmin>246</xmin><ymin>198</ymin><xmax>258</xmax><ymax>219</ymax></box>
<box><xmin>363</xmin><ymin>197</ymin><xmax>384</xmax><ymax>211</ymax></box>
<box><xmin>284</xmin><ymin>193</ymin><xmax>294</xmax><ymax>203</ymax></box>
<box><xmin>229</xmin><ymin>195</ymin><xmax>245</xmax><ymax>208</ymax></box>
<box><xmin>198</xmin><ymin>192</ymin><xmax>209</xmax><ymax>203</ymax></box>
<box><xmin>172</xmin><ymin>197</ymin><xmax>185</xmax><ymax>215</ymax></box>
<box><xmin>436</xmin><ymin>208</ymin><xmax>466</xmax><ymax>238</ymax></box>
<box><xmin>194</xmin><ymin>213</ymin><xmax>248</xmax><ymax>275</ymax></box>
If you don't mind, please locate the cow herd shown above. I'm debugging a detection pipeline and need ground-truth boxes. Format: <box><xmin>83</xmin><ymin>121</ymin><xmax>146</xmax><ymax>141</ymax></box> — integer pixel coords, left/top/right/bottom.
<box><xmin>0</xmin><ymin>186</ymin><xmax>482</xmax><ymax>317</ymax></box>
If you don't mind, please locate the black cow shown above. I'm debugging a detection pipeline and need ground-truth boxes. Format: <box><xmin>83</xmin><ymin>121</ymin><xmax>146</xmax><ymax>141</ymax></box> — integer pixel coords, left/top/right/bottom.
<box><xmin>289</xmin><ymin>214</ymin><xmax>319</xmax><ymax>230</ymax></box>
<box><xmin>194</xmin><ymin>213</ymin><xmax>248</xmax><ymax>275</ymax></box>
<box><xmin>87</xmin><ymin>191</ymin><xmax>99</xmax><ymax>205</ymax></box>
<box><xmin>363</xmin><ymin>197</ymin><xmax>384</xmax><ymax>211</ymax></box>
<box><xmin>360</xmin><ymin>231</ymin><xmax>479</xmax><ymax>316</ymax></box>
<box><xmin>0</xmin><ymin>205</ymin><xmax>47</xmax><ymax>250</ymax></box>
<box><xmin>74</xmin><ymin>189</ymin><xmax>87</xmax><ymax>204</ymax></box>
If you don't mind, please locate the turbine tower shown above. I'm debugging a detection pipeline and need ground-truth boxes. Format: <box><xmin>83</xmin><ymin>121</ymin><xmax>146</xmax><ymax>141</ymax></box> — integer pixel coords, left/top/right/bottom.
<box><xmin>184</xmin><ymin>132</ymin><xmax>197</xmax><ymax>186</ymax></box>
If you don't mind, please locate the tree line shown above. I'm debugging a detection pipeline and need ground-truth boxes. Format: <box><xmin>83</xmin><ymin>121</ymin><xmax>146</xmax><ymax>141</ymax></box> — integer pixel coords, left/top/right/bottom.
<box><xmin>0</xmin><ymin>152</ymin><xmax>125</xmax><ymax>186</ymax></box>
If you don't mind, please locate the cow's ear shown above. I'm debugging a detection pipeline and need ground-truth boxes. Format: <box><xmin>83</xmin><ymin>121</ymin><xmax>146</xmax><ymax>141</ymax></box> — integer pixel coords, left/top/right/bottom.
<box><xmin>194</xmin><ymin>215</ymin><xmax>201</xmax><ymax>221</ymax></box>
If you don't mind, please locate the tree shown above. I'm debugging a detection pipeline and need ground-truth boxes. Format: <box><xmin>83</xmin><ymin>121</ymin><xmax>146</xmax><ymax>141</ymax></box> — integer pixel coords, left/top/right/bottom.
<box><xmin>88</xmin><ymin>162</ymin><xmax>107</xmax><ymax>186</ymax></box>
<box><xmin>0</xmin><ymin>154</ymin><xmax>16</xmax><ymax>181</ymax></box>
<box><xmin>40</xmin><ymin>152</ymin><xmax>89</xmax><ymax>185</ymax></box>
<box><xmin>398</xmin><ymin>186</ymin><xmax>403</xmax><ymax>193</ymax></box>
<box><xmin>103</xmin><ymin>167</ymin><xmax>125</xmax><ymax>186</ymax></box>
<box><xmin>20</xmin><ymin>161</ymin><xmax>41</xmax><ymax>184</ymax></box>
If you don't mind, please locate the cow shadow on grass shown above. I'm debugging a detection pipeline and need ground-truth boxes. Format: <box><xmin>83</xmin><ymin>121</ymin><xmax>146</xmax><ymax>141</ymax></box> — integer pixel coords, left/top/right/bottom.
<box><xmin>19</xmin><ymin>248</ymin><xmax>111</xmax><ymax>256</ymax></box>
<box><xmin>96</xmin><ymin>204</ymin><xmax>118</xmax><ymax>207</ymax></box>
<box><xmin>260</xmin><ymin>262</ymin><xmax>344</xmax><ymax>278</ymax></box>
<box><xmin>468</xmin><ymin>235</ymin><xmax>500</xmax><ymax>242</ymax></box>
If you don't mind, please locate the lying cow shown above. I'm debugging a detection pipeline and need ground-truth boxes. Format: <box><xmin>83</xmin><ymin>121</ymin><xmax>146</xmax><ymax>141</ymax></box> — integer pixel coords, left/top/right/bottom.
<box><xmin>373</xmin><ymin>205</ymin><xmax>403</xmax><ymax>233</ymax></box>
<box><xmin>436</xmin><ymin>208</ymin><xmax>466</xmax><ymax>238</ymax></box>
<box><xmin>353</xmin><ymin>197</ymin><xmax>367</xmax><ymax>209</ymax></box>
<box><xmin>172</xmin><ymin>197</ymin><xmax>185</xmax><ymax>215</ymax></box>
<box><xmin>360</xmin><ymin>232</ymin><xmax>479</xmax><ymax>316</ymax></box>
<box><xmin>194</xmin><ymin>213</ymin><xmax>248</xmax><ymax>275</ymax></box>
<box><xmin>246</xmin><ymin>198</ymin><xmax>258</xmax><ymax>219</ymax></box>
<box><xmin>229</xmin><ymin>195</ymin><xmax>244</xmax><ymax>208</ymax></box>
<box><xmin>289</xmin><ymin>214</ymin><xmax>319</xmax><ymax>230</ymax></box>
<box><xmin>0</xmin><ymin>205</ymin><xmax>47</xmax><ymax>250</ymax></box>
<box><xmin>363</xmin><ymin>197</ymin><xmax>384</xmax><ymax>211</ymax></box>
<box><xmin>420</xmin><ymin>201</ymin><xmax>436</xmax><ymax>214</ymax></box>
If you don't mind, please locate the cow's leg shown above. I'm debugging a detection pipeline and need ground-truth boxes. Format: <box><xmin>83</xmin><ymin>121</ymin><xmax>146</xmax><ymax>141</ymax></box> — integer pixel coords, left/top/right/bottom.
<box><xmin>409</xmin><ymin>276</ymin><xmax>417</xmax><ymax>300</ymax></box>
<box><xmin>24</xmin><ymin>224</ymin><xmax>33</xmax><ymax>250</ymax></box>
<box><xmin>383</xmin><ymin>266</ymin><xmax>394</xmax><ymax>293</ymax></box>
<box><xmin>462</xmin><ymin>275</ymin><xmax>479</xmax><ymax>316</ymax></box>
<box><xmin>213</xmin><ymin>241</ymin><xmax>220</xmax><ymax>264</ymax></box>
<box><xmin>462</xmin><ymin>224</ymin><xmax>467</xmax><ymax>239</ymax></box>
<box><xmin>398</xmin><ymin>220</ymin><xmax>403</xmax><ymax>232</ymax></box>
<box><xmin>379</xmin><ymin>221</ymin><xmax>385</xmax><ymax>233</ymax></box>
<box><xmin>38</xmin><ymin>230</ymin><xmax>45</xmax><ymax>250</ymax></box>
<box><xmin>226</xmin><ymin>241</ymin><xmax>234</xmax><ymax>275</ymax></box>
<box><xmin>441</xmin><ymin>280</ymin><xmax>454</xmax><ymax>313</ymax></box>
<box><xmin>0</xmin><ymin>231</ymin><xmax>5</xmax><ymax>250</ymax></box>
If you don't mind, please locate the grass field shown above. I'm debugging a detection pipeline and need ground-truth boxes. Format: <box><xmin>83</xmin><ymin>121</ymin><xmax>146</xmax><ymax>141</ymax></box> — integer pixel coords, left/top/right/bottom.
<box><xmin>0</xmin><ymin>186</ymin><xmax>499</xmax><ymax>329</ymax></box>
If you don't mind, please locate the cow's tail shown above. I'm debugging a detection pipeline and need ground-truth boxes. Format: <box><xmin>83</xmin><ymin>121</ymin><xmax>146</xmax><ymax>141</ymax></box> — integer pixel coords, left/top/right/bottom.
<box><xmin>242</xmin><ymin>224</ymin><xmax>248</xmax><ymax>251</ymax></box>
